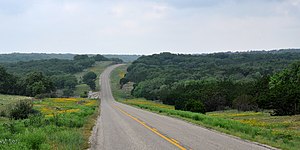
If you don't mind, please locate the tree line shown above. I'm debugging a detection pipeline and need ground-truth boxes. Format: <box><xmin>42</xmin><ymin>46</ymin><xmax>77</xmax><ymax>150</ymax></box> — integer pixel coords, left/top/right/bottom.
<box><xmin>0</xmin><ymin>54</ymin><xmax>122</xmax><ymax>98</ymax></box>
<box><xmin>121</xmin><ymin>50</ymin><xmax>300</xmax><ymax>115</ymax></box>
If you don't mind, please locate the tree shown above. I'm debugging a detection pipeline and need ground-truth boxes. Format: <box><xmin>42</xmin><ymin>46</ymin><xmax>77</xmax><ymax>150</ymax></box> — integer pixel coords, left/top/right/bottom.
<box><xmin>250</xmin><ymin>76</ymin><xmax>271</xmax><ymax>109</ymax></box>
<box><xmin>83</xmin><ymin>72</ymin><xmax>97</xmax><ymax>90</ymax></box>
<box><xmin>73</xmin><ymin>55</ymin><xmax>89</xmax><ymax>61</ymax></box>
<box><xmin>233</xmin><ymin>94</ymin><xmax>258</xmax><ymax>111</ymax></box>
<box><xmin>110</xmin><ymin>58</ymin><xmax>123</xmax><ymax>64</ymax></box>
<box><xmin>269</xmin><ymin>62</ymin><xmax>300</xmax><ymax>115</ymax></box>
<box><xmin>0</xmin><ymin>66</ymin><xmax>17</xmax><ymax>94</ymax></box>
<box><xmin>184</xmin><ymin>100</ymin><xmax>205</xmax><ymax>113</ymax></box>
<box><xmin>23</xmin><ymin>72</ymin><xmax>55</xmax><ymax>97</ymax></box>
<box><xmin>92</xmin><ymin>54</ymin><xmax>109</xmax><ymax>61</ymax></box>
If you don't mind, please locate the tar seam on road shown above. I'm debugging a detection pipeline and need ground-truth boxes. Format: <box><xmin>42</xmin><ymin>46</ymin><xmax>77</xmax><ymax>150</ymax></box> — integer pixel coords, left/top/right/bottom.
<box><xmin>113</xmin><ymin>105</ymin><xmax>188</xmax><ymax>150</ymax></box>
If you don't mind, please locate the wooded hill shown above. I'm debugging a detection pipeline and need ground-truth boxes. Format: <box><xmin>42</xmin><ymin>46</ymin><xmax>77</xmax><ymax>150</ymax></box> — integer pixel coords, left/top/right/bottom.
<box><xmin>121</xmin><ymin>49</ymin><xmax>300</xmax><ymax>115</ymax></box>
<box><xmin>0</xmin><ymin>54</ymin><xmax>120</xmax><ymax>98</ymax></box>
<box><xmin>0</xmin><ymin>53</ymin><xmax>140</xmax><ymax>63</ymax></box>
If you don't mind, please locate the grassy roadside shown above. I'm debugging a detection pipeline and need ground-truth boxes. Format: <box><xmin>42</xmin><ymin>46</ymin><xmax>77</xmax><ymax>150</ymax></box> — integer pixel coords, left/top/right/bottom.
<box><xmin>110</xmin><ymin>64</ymin><xmax>133</xmax><ymax>101</ymax></box>
<box><xmin>0</xmin><ymin>62</ymin><xmax>109</xmax><ymax>149</ymax></box>
<box><xmin>74</xmin><ymin>61</ymin><xmax>112</xmax><ymax>96</ymax></box>
<box><xmin>110</xmin><ymin>65</ymin><xmax>300</xmax><ymax>150</ymax></box>
<box><xmin>0</xmin><ymin>95</ymin><xmax>99</xmax><ymax>149</ymax></box>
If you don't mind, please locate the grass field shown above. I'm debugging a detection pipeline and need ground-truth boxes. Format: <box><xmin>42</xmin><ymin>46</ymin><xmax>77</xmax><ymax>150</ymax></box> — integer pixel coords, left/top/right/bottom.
<box><xmin>0</xmin><ymin>94</ymin><xmax>31</xmax><ymax>111</ymax></box>
<box><xmin>0</xmin><ymin>94</ymin><xmax>32</xmax><ymax>124</ymax></box>
<box><xmin>0</xmin><ymin>96</ymin><xmax>99</xmax><ymax>149</ymax></box>
<box><xmin>208</xmin><ymin>110</ymin><xmax>300</xmax><ymax>132</ymax></box>
<box><xmin>74</xmin><ymin>61</ymin><xmax>112</xmax><ymax>96</ymax></box>
<box><xmin>110</xmin><ymin>65</ymin><xmax>300</xmax><ymax>150</ymax></box>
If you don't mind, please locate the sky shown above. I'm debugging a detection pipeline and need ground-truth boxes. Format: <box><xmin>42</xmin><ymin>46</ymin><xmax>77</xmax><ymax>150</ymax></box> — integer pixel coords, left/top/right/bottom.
<box><xmin>0</xmin><ymin>0</ymin><xmax>299</xmax><ymax>55</ymax></box>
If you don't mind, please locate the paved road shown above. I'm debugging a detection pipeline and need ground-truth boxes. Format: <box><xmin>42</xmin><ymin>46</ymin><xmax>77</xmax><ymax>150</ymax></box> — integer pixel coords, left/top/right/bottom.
<box><xmin>90</xmin><ymin>65</ymin><xmax>274</xmax><ymax>150</ymax></box>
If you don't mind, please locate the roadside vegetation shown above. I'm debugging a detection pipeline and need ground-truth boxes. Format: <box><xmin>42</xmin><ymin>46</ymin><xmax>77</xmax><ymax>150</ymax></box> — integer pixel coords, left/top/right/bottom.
<box><xmin>0</xmin><ymin>54</ymin><xmax>113</xmax><ymax>150</ymax></box>
<box><xmin>0</xmin><ymin>54</ymin><xmax>121</xmax><ymax>98</ymax></box>
<box><xmin>0</xmin><ymin>95</ymin><xmax>99</xmax><ymax>150</ymax></box>
<box><xmin>121</xmin><ymin>50</ymin><xmax>300</xmax><ymax>115</ymax></box>
<box><xmin>111</xmin><ymin>62</ymin><xmax>300</xmax><ymax>150</ymax></box>
<box><xmin>74</xmin><ymin>61</ymin><xmax>113</xmax><ymax>97</ymax></box>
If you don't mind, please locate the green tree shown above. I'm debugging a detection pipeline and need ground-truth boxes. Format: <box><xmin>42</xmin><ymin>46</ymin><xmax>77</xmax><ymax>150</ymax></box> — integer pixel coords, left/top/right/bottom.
<box><xmin>83</xmin><ymin>72</ymin><xmax>97</xmax><ymax>90</ymax></box>
<box><xmin>73</xmin><ymin>55</ymin><xmax>89</xmax><ymax>61</ymax></box>
<box><xmin>23</xmin><ymin>72</ymin><xmax>55</xmax><ymax>97</ymax></box>
<box><xmin>92</xmin><ymin>54</ymin><xmax>109</xmax><ymax>61</ymax></box>
<box><xmin>269</xmin><ymin>61</ymin><xmax>300</xmax><ymax>115</ymax></box>
<box><xmin>0</xmin><ymin>66</ymin><xmax>17</xmax><ymax>94</ymax></box>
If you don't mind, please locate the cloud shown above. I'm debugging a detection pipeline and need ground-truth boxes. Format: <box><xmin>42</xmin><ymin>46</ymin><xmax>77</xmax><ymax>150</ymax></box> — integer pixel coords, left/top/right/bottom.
<box><xmin>0</xmin><ymin>0</ymin><xmax>299</xmax><ymax>54</ymax></box>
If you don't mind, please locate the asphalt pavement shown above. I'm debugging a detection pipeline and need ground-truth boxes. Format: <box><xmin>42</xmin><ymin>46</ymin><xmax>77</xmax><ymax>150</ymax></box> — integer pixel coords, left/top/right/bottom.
<box><xmin>90</xmin><ymin>64</ymin><xmax>274</xmax><ymax>150</ymax></box>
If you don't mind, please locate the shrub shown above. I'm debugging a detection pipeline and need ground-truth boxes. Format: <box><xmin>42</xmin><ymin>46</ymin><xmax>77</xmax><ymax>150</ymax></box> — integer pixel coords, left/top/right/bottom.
<box><xmin>175</xmin><ymin>99</ymin><xmax>206</xmax><ymax>114</ymax></box>
<box><xmin>9</xmin><ymin>100</ymin><xmax>35</xmax><ymax>120</ymax></box>
<box><xmin>80</xmin><ymin>91</ymin><xmax>88</xmax><ymax>98</ymax></box>
<box><xmin>0</xmin><ymin>110</ymin><xmax>6</xmax><ymax>117</ymax></box>
<box><xmin>184</xmin><ymin>100</ymin><xmax>206</xmax><ymax>113</ymax></box>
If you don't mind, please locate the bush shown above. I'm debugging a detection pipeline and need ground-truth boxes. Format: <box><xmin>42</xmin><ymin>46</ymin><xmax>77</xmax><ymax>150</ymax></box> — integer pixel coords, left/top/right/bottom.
<box><xmin>175</xmin><ymin>99</ymin><xmax>206</xmax><ymax>114</ymax></box>
<box><xmin>80</xmin><ymin>91</ymin><xmax>88</xmax><ymax>98</ymax></box>
<box><xmin>0</xmin><ymin>110</ymin><xmax>6</xmax><ymax>117</ymax></box>
<box><xmin>9</xmin><ymin>100</ymin><xmax>35</xmax><ymax>120</ymax></box>
<box><xmin>184</xmin><ymin>100</ymin><xmax>206</xmax><ymax>114</ymax></box>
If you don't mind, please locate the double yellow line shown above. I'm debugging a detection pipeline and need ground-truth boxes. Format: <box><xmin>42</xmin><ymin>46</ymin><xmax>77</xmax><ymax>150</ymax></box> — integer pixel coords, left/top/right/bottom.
<box><xmin>113</xmin><ymin>105</ymin><xmax>187</xmax><ymax>150</ymax></box>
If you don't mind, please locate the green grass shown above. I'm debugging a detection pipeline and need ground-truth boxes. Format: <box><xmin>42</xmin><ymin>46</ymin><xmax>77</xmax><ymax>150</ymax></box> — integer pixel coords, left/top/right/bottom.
<box><xmin>0</xmin><ymin>94</ymin><xmax>32</xmax><ymax>124</ymax></box>
<box><xmin>207</xmin><ymin>110</ymin><xmax>300</xmax><ymax>132</ymax></box>
<box><xmin>123</xmin><ymin>99</ymin><xmax>174</xmax><ymax>110</ymax></box>
<box><xmin>110</xmin><ymin>65</ymin><xmax>300</xmax><ymax>150</ymax></box>
<box><xmin>74</xmin><ymin>61</ymin><xmax>113</xmax><ymax>96</ymax></box>
<box><xmin>0</xmin><ymin>97</ymin><xmax>99</xmax><ymax>149</ymax></box>
<box><xmin>0</xmin><ymin>94</ymin><xmax>31</xmax><ymax>111</ymax></box>
<box><xmin>74</xmin><ymin>84</ymin><xmax>90</xmax><ymax>97</ymax></box>
<box><xmin>110</xmin><ymin>64</ymin><xmax>133</xmax><ymax>100</ymax></box>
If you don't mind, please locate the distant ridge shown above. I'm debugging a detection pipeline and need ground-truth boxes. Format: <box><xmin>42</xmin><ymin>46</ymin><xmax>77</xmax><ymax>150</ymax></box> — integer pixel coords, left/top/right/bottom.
<box><xmin>0</xmin><ymin>49</ymin><xmax>299</xmax><ymax>63</ymax></box>
<box><xmin>0</xmin><ymin>53</ymin><xmax>141</xmax><ymax>63</ymax></box>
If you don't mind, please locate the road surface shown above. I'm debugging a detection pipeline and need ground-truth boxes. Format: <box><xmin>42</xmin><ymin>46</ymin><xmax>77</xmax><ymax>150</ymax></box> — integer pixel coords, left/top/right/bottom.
<box><xmin>90</xmin><ymin>64</ymin><xmax>274</xmax><ymax>150</ymax></box>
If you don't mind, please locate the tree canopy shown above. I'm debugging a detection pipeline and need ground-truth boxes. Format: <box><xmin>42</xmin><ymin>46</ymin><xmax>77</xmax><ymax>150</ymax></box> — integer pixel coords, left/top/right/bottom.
<box><xmin>122</xmin><ymin>50</ymin><xmax>300</xmax><ymax>115</ymax></box>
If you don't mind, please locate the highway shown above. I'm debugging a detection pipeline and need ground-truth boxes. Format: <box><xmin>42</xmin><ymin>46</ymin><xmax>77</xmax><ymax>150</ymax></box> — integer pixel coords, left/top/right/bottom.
<box><xmin>90</xmin><ymin>64</ymin><xmax>274</xmax><ymax>150</ymax></box>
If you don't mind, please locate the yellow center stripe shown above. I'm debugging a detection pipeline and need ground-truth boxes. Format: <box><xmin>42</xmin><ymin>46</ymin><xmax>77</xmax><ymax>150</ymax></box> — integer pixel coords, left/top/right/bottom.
<box><xmin>113</xmin><ymin>105</ymin><xmax>187</xmax><ymax>150</ymax></box>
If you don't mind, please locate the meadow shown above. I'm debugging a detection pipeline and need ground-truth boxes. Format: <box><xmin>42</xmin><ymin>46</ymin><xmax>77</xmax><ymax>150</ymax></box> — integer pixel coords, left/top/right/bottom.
<box><xmin>0</xmin><ymin>95</ymin><xmax>31</xmax><ymax>113</ymax></box>
<box><xmin>0</xmin><ymin>96</ymin><xmax>99</xmax><ymax>150</ymax></box>
<box><xmin>74</xmin><ymin>61</ymin><xmax>112</xmax><ymax>96</ymax></box>
<box><xmin>110</xmin><ymin>65</ymin><xmax>300</xmax><ymax>150</ymax></box>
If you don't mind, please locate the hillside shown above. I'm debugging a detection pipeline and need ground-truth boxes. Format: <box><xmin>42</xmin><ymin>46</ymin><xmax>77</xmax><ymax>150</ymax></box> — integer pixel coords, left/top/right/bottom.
<box><xmin>0</xmin><ymin>53</ymin><xmax>140</xmax><ymax>63</ymax></box>
<box><xmin>0</xmin><ymin>53</ymin><xmax>75</xmax><ymax>63</ymax></box>
<box><xmin>122</xmin><ymin>49</ymin><xmax>300</xmax><ymax>115</ymax></box>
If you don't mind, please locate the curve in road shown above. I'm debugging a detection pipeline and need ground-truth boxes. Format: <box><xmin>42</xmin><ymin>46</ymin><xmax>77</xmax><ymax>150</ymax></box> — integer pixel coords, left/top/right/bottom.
<box><xmin>90</xmin><ymin>64</ymin><xmax>274</xmax><ymax>150</ymax></box>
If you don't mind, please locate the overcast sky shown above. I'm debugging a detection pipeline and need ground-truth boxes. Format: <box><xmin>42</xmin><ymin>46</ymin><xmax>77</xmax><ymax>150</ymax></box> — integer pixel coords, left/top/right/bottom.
<box><xmin>0</xmin><ymin>0</ymin><xmax>299</xmax><ymax>54</ymax></box>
